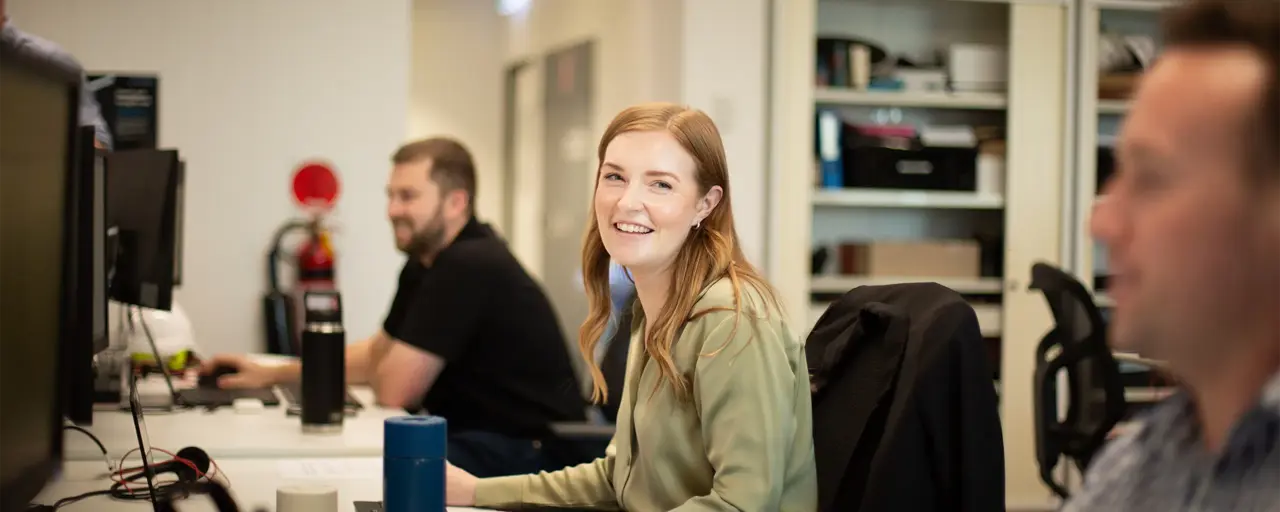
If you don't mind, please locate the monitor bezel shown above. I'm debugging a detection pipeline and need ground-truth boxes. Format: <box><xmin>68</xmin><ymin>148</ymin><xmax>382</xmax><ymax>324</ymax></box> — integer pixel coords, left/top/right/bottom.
<box><xmin>62</xmin><ymin>125</ymin><xmax>104</xmax><ymax>427</ymax></box>
<box><xmin>0</xmin><ymin>40</ymin><xmax>81</xmax><ymax>511</ymax></box>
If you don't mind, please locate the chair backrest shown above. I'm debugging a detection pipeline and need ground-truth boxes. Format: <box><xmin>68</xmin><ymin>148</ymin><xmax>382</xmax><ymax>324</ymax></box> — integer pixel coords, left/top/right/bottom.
<box><xmin>1029</xmin><ymin>262</ymin><xmax>1127</xmax><ymax>499</ymax></box>
<box><xmin>598</xmin><ymin>296</ymin><xmax>634</xmax><ymax>423</ymax></box>
<box><xmin>807</xmin><ymin>282</ymin><xmax>1003</xmax><ymax>511</ymax></box>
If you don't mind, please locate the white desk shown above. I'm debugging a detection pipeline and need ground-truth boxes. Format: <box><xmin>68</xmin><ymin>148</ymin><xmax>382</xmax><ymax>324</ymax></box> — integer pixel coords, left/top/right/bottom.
<box><xmin>65</xmin><ymin>385</ymin><xmax>409</xmax><ymax>461</ymax></box>
<box><xmin>34</xmin><ymin>458</ymin><xmax>494</xmax><ymax>511</ymax></box>
<box><xmin>1112</xmin><ymin>351</ymin><xmax>1169</xmax><ymax>371</ymax></box>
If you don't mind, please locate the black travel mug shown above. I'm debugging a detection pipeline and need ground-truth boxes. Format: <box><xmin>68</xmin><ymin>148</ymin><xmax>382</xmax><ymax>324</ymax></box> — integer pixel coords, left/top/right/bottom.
<box><xmin>300</xmin><ymin>289</ymin><xmax>345</xmax><ymax>433</ymax></box>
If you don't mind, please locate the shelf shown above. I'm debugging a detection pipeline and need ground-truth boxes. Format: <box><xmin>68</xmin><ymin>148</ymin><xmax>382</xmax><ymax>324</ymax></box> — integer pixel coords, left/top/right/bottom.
<box><xmin>1125</xmin><ymin>386</ymin><xmax>1175</xmax><ymax>403</ymax></box>
<box><xmin>814</xmin><ymin>87</ymin><xmax>1007</xmax><ymax>110</ymax></box>
<box><xmin>1090</xmin><ymin>0</ymin><xmax>1178</xmax><ymax>12</ymax></box>
<box><xmin>1095</xmin><ymin>292</ymin><xmax>1114</xmax><ymax>307</ymax></box>
<box><xmin>972</xmin><ymin>303</ymin><xmax>1003</xmax><ymax>337</ymax></box>
<box><xmin>812</xmin><ymin>189</ymin><xmax>1006</xmax><ymax>209</ymax></box>
<box><xmin>1097</xmin><ymin>99</ymin><xmax>1130</xmax><ymax>115</ymax></box>
<box><xmin>1113</xmin><ymin>351</ymin><xmax>1168</xmax><ymax>370</ymax></box>
<box><xmin>832</xmin><ymin>0</ymin><xmax>1072</xmax><ymax>6</ymax></box>
<box><xmin>811</xmin><ymin>275</ymin><xmax>1004</xmax><ymax>294</ymax></box>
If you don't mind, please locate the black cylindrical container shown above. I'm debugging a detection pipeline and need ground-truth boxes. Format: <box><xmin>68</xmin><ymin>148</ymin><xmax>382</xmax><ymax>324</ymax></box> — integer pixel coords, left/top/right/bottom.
<box><xmin>300</xmin><ymin>290</ymin><xmax>345</xmax><ymax>433</ymax></box>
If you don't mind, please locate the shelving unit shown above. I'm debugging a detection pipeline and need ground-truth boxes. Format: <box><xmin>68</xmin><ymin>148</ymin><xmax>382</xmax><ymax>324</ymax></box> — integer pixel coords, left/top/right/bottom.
<box><xmin>814</xmin><ymin>87</ymin><xmax>1008</xmax><ymax>110</ymax></box>
<box><xmin>810</xmin><ymin>275</ymin><xmax>1004</xmax><ymax>294</ymax></box>
<box><xmin>1093</xmin><ymin>0</ymin><xmax>1178</xmax><ymax>10</ymax></box>
<box><xmin>769</xmin><ymin>0</ymin><xmax>1071</xmax><ymax>507</ymax></box>
<box><xmin>1071</xmin><ymin>0</ymin><xmax>1172</xmax><ymax>305</ymax></box>
<box><xmin>1096</xmin><ymin>99</ymin><xmax>1130</xmax><ymax>115</ymax></box>
<box><xmin>811</xmin><ymin>188</ymin><xmax>1005</xmax><ymax>209</ymax></box>
<box><xmin>803</xmin><ymin>0</ymin><xmax>1014</xmax><ymax>335</ymax></box>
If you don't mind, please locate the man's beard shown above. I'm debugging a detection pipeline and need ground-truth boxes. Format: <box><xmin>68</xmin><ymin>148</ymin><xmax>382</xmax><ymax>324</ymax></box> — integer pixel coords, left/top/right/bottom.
<box><xmin>395</xmin><ymin>210</ymin><xmax>447</xmax><ymax>260</ymax></box>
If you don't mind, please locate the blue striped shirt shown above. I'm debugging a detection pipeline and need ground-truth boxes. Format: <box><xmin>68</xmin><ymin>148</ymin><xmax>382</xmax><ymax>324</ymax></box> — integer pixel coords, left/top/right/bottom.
<box><xmin>595</xmin><ymin>263</ymin><xmax>634</xmax><ymax>363</ymax></box>
<box><xmin>1064</xmin><ymin>372</ymin><xmax>1280</xmax><ymax>511</ymax></box>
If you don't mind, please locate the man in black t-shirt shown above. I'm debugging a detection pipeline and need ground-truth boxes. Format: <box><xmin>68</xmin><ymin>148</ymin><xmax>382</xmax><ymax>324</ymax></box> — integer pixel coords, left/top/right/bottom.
<box><xmin>202</xmin><ymin>137</ymin><xmax>588</xmax><ymax>476</ymax></box>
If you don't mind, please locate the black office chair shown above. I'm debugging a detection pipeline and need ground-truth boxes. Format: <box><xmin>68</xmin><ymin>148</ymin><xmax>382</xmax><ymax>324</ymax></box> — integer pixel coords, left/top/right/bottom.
<box><xmin>548</xmin><ymin>297</ymin><xmax>633</xmax><ymax>455</ymax></box>
<box><xmin>1029</xmin><ymin>262</ymin><xmax>1127</xmax><ymax>499</ymax></box>
<box><xmin>807</xmin><ymin>282</ymin><xmax>1004</xmax><ymax>511</ymax></box>
<box><xmin>598</xmin><ymin>299</ymin><xmax>632</xmax><ymax>423</ymax></box>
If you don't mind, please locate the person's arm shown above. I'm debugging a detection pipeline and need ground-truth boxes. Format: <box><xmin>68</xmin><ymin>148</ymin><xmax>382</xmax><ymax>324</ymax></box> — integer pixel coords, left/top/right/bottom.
<box><xmin>670</xmin><ymin>315</ymin><xmax>803</xmax><ymax>511</ymax></box>
<box><xmin>263</xmin><ymin>331</ymin><xmax>391</xmax><ymax>385</ymax></box>
<box><xmin>375</xmin><ymin>246</ymin><xmax>490</xmax><ymax>408</ymax></box>
<box><xmin>367</xmin><ymin>338</ymin><xmax>445</xmax><ymax>408</ymax></box>
<box><xmin>472</xmin><ymin>445</ymin><xmax>620</xmax><ymax>510</ymax></box>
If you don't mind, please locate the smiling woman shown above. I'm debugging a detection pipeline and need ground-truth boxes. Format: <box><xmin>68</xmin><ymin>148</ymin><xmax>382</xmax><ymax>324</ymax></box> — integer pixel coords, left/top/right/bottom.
<box><xmin>445</xmin><ymin>103</ymin><xmax>820</xmax><ymax>511</ymax></box>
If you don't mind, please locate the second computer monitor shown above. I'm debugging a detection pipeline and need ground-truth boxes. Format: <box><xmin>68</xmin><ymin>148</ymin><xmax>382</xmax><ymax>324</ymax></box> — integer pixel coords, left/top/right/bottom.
<box><xmin>62</xmin><ymin>125</ymin><xmax>110</xmax><ymax>426</ymax></box>
<box><xmin>105</xmin><ymin>149</ymin><xmax>181</xmax><ymax>311</ymax></box>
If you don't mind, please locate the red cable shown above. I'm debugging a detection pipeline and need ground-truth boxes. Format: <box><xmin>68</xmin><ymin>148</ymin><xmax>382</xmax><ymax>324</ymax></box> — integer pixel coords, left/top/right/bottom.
<box><xmin>109</xmin><ymin>447</ymin><xmax>230</xmax><ymax>494</ymax></box>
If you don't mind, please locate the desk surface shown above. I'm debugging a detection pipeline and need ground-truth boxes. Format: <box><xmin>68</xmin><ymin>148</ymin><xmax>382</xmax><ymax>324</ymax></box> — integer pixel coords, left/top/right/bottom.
<box><xmin>36</xmin><ymin>458</ymin><xmax>494</xmax><ymax>511</ymax></box>
<box><xmin>66</xmin><ymin>384</ymin><xmax>408</xmax><ymax>461</ymax></box>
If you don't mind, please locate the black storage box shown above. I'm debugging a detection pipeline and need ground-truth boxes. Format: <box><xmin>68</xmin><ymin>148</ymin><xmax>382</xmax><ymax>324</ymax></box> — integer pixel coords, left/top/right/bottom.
<box><xmin>841</xmin><ymin>131</ymin><xmax>978</xmax><ymax>191</ymax></box>
<box><xmin>1097</xmin><ymin>146</ymin><xmax>1116</xmax><ymax>193</ymax></box>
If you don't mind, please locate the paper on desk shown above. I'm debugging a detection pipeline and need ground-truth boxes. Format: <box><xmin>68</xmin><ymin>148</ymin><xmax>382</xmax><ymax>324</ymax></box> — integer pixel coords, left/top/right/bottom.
<box><xmin>277</xmin><ymin>458</ymin><xmax>381</xmax><ymax>480</ymax></box>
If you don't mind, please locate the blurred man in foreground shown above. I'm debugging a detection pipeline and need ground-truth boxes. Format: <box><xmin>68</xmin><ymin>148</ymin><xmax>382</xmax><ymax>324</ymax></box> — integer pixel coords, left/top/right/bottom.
<box><xmin>1069</xmin><ymin>0</ymin><xmax>1279</xmax><ymax>509</ymax></box>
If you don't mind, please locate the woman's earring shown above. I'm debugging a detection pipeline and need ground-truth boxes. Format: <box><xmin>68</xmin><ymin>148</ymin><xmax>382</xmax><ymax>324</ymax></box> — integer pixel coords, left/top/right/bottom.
<box><xmin>693</xmin><ymin>220</ymin><xmax>701</xmax><ymax>230</ymax></box>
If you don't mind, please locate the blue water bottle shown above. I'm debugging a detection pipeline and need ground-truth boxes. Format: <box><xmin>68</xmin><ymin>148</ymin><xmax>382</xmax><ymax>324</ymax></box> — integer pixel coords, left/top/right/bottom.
<box><xmin>383</xmin><ymin>416</ymin><xmax>447</xmax><ymax>512</ymax></box>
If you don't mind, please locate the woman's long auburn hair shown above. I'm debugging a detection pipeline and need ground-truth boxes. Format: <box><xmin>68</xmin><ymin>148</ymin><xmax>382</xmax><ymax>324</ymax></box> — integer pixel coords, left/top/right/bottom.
<box><xmin>578</xmin><ymin>102</ymin><xmax>784</xmax><ymax>403</ymax></box>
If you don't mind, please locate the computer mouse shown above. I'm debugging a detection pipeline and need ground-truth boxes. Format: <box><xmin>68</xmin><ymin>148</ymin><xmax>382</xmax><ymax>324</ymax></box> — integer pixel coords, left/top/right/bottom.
<box><xmin>198</xmin><ymin>364</ymin><xmax>239</xmax><ymax>389</ymax></box>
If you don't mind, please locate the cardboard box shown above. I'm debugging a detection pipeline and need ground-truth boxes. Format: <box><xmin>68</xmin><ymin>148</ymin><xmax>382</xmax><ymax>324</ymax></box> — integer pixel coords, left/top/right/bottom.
<box><xmin>838</xmin><ymin>240</ymin><xmax>981</xmax><ymax>278</ymax></box>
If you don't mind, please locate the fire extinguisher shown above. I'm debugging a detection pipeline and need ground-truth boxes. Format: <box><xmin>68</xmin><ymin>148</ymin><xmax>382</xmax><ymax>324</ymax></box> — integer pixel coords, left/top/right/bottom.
<box><xmin>291</xmin><ymin>220</ymin><xmax>337</xmax><ymax>350</ymax></box>
<box><xmin>265</xmin><ymin>220</ymin><xmax>303</xmax><ymax>355</ymax></box>
<box><xmin>263</xmin><ymin>218</ymin><xmax>336</xmax><ymax>355</ymax></box>
<box><xmin>267</xmin><ymin>160</ymin><xmax>342</xmax><ymax>355</ymax></box>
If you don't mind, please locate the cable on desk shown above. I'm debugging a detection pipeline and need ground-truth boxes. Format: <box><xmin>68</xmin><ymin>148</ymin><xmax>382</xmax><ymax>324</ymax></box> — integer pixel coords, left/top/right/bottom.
<box><xmin>49</xmin><ymin>489</ymin><xmax>113</xmax><ymax>509</ymax></box>
<box><xmin>62</xmin><ymin>424</ymin><xmax>115</xmax><ymax>472</ymax></box>
<box><xmin>44</xmin><ymin>446</ymin><xmax>230</xmax><ymax>509</ymax></box>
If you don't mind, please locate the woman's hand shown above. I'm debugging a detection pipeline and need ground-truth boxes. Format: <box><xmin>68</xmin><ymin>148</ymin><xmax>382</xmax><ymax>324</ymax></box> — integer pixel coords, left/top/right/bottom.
<box><xmin>446</xmin><ymin>462</ymin><xmax>478</xmax><ymax>506</ymax></box>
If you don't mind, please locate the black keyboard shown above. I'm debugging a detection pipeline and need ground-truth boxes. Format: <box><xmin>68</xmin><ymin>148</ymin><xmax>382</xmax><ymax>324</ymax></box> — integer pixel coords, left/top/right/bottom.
<box><xmin>277</xmin><ymin>382</ymin><xmax>363</xmax><ymax>410</ymax></box>
<box><xmin>177</xmin><ymin>387</ymin><xmax>280</xmax><ymax>407</ymax></box>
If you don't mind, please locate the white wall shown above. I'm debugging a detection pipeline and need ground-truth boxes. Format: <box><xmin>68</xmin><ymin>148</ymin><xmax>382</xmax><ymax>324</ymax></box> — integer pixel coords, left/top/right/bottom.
<box><xmin>502</xmin><ymin>0</ymin><xmax>772</xmax><ymax>274</ymax></box>
<box><xmin>9</xmin><ymin>0</ymin><xmax>412</xmax><ymax>353</ymax></box>
<box><xmin>409</xmin><ymin>0</ymin><xmax>506</xmax><ymax>226</ymax></box>
<box><xmin>502</xmin><ymin>0</ymin><xmax>676</xmax><ymax>276</ymax></box>
<box><xmin>681</xmin><ymin>0</ymin><xmax>770</xmax><ymax>271</ymax></box>
<box><xmin>504</xmin><ymin>0</ymin><xmax>683</xmax><ymax>157</ymax></box>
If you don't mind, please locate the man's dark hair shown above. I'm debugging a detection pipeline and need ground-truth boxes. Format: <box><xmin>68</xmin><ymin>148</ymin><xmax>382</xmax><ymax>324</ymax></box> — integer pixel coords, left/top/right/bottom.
<box><xmin>1163</xmin><ymin>0</ymin><xmax>1279</xmax><ymax>184</ymax></box>
<box><xmin>392</xmin><ymin>137</ymin><xmax>477</xmax><ymax>212</ymax></box>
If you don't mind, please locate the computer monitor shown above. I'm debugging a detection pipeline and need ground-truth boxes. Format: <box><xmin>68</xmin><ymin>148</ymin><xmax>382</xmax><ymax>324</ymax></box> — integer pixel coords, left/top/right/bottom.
<box><xmin>62</xmin><ymin>125</ymin><xmax>110</xmax><ymax>426</ymax></box>
<box><xmin>0</xmin><ymin>42</ymin><xmax>80</xmax><ymax>511</ymax></box>
<box><xmin>105</xmin><ymin>149</ymin><xmax>181</xmax><ymax>311</ymax></box>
